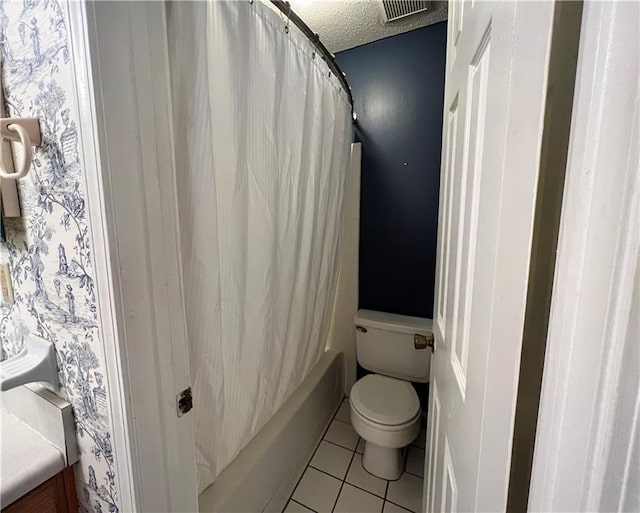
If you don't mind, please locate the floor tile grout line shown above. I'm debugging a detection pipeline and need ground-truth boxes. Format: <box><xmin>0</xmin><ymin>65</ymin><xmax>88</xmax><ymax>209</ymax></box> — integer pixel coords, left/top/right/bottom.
<box><xmin>342</xmin><ymin>451</ymin><xmax>389</xmax><ymax>500</ymax></box>
<box><xmin>331</xmin><ymin>446</ymin><xmax>358</xmax><ymax>513</ymax></box>
<box><xmin>286</xmin><ymin>440</ymin><xmax>324</xmax><ymax>507</ymax></box>
<box><xmin>306</xmin><ymin>465</ymin><xmax>343</xmax><ymax>481</ymax></box>
<box><xmin>385</xmin><ymin>498</ymin><xmax>419</xmax><ymax>513</ymax></box>
<box><xmin>285</xmin><ymin>396</ymin><xmax>347</xmax><ymax>511</ymax></box>
<box><xmin>291</xmin><ymin>463</ymin><xmax>422</xmax><ymax>509</ymax></box>
<box><xmin>322</xmin><ymin>466</ymin><xmax>388</xmax><ymax>501</ymax></box>
<box><xmin>293</xmin><ymin>452</ymin><xmax>420</xmax><ymax>510</ymax></box>
<box><xmin>322</xmin><ymin>438</ymin><xmax>359</xmax><ymax>452</ymax></box>
<box><xmin>289</xmin><ymin>498</ymin><xmax>318</xmax><ymax>513</ymax></box>
<box><xmin>345</xmin><ymin>481</ymin><xmax>387</xmax><ymax>501</ymax></box>
<box><xmin>308</xmin><ymin>464</ymin><xmax>349</xmax><ymax>482</ymax></box>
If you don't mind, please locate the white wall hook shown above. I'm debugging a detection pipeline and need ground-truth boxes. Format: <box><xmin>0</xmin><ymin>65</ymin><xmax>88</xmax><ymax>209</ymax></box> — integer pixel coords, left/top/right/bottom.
<box><xmin>0</xmin><ymin>117</ymin><xmax>41</xmax><ymax>180</ymax></box>
<box><xmin>0</xmin><ymin>335</ymin><xmax>59</xmax><ymax>391</ymax></box>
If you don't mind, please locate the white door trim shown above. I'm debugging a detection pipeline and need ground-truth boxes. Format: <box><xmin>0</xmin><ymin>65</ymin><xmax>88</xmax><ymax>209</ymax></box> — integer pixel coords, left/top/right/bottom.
<box><xmin>529</xmin><ymin>1</ymin><xmax>640</xmax><ymax>510</ymax></box>
<box><xmin>70</xmin><ymin>2</ymin><xmax>199</xmax><ymax>511</ymax></box>
<box><xmin>506</xmin><ymin>2</ymin><xmax>584</xmax><ymax>508</ymax></box>
<box><xmin>64</xmin><ymin>3</ymin><xmax>137</xmax><ymax>510</ymax></box>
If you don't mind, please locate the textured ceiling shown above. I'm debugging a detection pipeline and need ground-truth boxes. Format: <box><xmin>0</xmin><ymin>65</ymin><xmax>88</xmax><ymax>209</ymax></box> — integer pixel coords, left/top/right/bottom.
<box><xmin>289</xmin><ymin>0</ymin><xmax>448</xmax><ymax>54</ymax></box>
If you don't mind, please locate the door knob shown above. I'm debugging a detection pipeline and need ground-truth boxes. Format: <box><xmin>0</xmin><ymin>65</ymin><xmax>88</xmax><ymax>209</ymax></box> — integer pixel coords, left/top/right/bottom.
<box><xmin>415</xmin><ymin>333</ymin><xmax>435</xmax><ymax>351</ymax></box>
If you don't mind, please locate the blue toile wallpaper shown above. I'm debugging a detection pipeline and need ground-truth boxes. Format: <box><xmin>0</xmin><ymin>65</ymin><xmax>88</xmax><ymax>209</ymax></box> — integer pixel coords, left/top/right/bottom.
<box><xmin>0</xmin><ymin>1</ymin><xmax>120</xmax><ymax>511</ymax></box>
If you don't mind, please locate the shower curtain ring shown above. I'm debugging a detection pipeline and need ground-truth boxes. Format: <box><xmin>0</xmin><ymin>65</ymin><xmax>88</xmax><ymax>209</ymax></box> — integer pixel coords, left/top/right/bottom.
<box><xmin>285</xmin><ymin>1</ymin><xmax>291</xmax><ymax>33</ymax></box>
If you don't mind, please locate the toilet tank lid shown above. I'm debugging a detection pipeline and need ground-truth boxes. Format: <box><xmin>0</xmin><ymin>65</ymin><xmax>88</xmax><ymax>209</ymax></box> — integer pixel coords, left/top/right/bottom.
<box><xmin>354</xmin><ymin>309</ymin><xmax>433</xmax><ymax>336</ymax></box>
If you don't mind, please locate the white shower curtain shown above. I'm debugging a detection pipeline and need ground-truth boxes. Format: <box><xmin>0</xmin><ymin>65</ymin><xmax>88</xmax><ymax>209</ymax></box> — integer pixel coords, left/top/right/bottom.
<box><xmin>168</xmin><ymin>0</ymin><xmax>352</xmax><ymax>492</ymax></box>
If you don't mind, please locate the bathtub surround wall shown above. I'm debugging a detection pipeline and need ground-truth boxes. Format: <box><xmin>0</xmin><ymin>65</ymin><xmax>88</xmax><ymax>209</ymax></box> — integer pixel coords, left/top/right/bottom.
<box><xmin>327</xmin><ymin>143</ymin><xmax>361</xmax><ymax>395</ymax></box>
<box><xmin>0</xmin><ymin>1</ymin><xmax>119</xmax><ymax>511</ymax></box>
<box><xmin>168</xmin><ymin>0</ymin><xmax>352</xmax><ymax>493</ymax></box>
<box><xmin>336</xmin><ymin>23</ymin><xmax>447</xmax><ymax>318</ymax></box>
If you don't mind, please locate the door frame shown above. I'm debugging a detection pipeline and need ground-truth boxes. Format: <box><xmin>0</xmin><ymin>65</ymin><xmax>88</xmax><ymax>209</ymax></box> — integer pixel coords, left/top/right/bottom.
<box><xmin>68</xmin><ymin>1</ymin><xmax>199</xmax><ymax>511</ymax></box>
<box><xmin>506</xmin><ymin>1</ymin><xmax>583</xmax><ymax>510</ymax></box>
<box><xmin>529</xmin><ymin>1</ymin><xmax>639</xmax><ymax>510</ymax></box>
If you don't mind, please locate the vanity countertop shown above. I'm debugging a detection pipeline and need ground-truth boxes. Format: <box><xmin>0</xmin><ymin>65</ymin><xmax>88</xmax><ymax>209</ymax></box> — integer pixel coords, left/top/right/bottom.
<box><xmin>1</xmin><ymin>408</ymin><xmax>66</xmax><ymax>507</ymax></box>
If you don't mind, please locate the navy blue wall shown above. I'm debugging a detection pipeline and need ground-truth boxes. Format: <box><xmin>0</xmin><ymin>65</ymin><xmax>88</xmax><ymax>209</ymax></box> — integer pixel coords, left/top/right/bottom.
<box><xmin>336</xmin><ymin>22</ymin><xmax>447</xmax><ymax>318</ymax></box>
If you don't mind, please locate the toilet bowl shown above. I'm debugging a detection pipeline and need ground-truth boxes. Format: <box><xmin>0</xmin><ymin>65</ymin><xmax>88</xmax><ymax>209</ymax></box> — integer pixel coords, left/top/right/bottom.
<box><xmin>350</xmin><ymin>374</ymin><xmax>421</xmax><ymax>480</ymax></box>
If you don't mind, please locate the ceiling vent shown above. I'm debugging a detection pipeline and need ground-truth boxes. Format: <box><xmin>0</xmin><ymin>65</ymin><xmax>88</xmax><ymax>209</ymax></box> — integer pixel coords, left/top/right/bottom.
<box><xmin>379</xmin><ymin>0</ymin><xmax>430</xmax><ymax>23</ymax></box>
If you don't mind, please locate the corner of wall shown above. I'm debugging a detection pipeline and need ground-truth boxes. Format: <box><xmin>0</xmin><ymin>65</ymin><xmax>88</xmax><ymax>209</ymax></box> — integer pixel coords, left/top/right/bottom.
<box><xmin>326</xmin><ymin>142</ymin><xmax>361</xmax><ymax>396</ymax></box>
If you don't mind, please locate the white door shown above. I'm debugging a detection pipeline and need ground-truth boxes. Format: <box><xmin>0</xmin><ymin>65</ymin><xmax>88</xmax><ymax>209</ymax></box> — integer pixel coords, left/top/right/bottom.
<box><xmin>425</xmin><ymin>1</ymin><xmax>559</xmax><ymax>511</ymax></box>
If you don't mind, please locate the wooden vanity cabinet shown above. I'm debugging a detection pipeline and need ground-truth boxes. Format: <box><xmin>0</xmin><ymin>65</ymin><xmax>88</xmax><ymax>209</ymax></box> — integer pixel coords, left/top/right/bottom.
<box><xmin>2</xmin><ymin>467</ymin><xmax>77</xmax><ymax>513</ymax></box>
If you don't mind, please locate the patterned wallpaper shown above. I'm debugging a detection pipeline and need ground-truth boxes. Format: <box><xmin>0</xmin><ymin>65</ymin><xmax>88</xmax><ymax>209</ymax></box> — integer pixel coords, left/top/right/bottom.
<box><xmin>0</xmin><ymin>1</ymin><xmax>120</xmax><ymax>511</ymax></box>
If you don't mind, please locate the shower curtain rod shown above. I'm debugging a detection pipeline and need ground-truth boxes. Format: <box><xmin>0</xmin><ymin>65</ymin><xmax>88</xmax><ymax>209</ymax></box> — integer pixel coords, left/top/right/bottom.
<box><xmin>270</xmin><ymin>0</ymin><xmax>354</xmax><ymax>106</ymax></box>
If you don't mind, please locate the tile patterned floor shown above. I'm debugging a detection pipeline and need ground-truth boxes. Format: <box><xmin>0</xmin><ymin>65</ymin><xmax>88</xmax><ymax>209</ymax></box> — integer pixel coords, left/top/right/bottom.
<box><xmin>285</xmin><ymin>398</ymin><xmax>426</xmax><ymax>513</ymax></box>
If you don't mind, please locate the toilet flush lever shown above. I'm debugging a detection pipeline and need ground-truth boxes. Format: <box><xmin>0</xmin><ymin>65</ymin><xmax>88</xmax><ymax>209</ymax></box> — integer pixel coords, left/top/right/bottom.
<box><xmin>415</xmin><ymin>333</ymin><xmax>435</xmax><ymax>352</ymax></box>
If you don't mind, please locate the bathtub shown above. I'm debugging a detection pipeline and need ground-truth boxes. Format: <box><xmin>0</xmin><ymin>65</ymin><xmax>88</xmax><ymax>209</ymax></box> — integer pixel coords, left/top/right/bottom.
<box><xmin>198</xmin><ymin>350</ymin><xmax>344</xmax><ymax>513</ymax></box>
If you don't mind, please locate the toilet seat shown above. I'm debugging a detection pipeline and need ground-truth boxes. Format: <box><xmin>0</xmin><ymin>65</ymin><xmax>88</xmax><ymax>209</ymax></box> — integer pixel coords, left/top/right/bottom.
<box><xmin>350</xmin><ymin>374</ymin><xmax>420</xmax><ymax>426</ymax></box>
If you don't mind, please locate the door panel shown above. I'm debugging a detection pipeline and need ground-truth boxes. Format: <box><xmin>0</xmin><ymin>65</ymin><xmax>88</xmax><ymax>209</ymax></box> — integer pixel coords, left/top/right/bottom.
<box><xmin>426</xmin><ymin>378</ymin><xmax>443</xmax><ymax>512</ymax></box>
<box><xmin>442</xmin><ymin>439</ymin><xmax>458</xmax><ymax>513</ymax></box>
<box><xmin>450</xmin><ymin>28</ymin><xmax>490</xmax><ymax>400</ymax></box>
<box><xmin>425</xmin><ymin>1</ymin><xmax>556</xmax><ymax>511</ymax></box>
<box><xmin>436</xmin><ymin>94</ymin><xmax>459</xmax><ymax>339</ymax></box>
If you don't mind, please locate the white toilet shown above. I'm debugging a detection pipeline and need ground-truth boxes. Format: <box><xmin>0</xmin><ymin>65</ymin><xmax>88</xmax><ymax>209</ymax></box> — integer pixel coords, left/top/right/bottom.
<box><xmin>349</xmin><ymin>309</ymin><xmax>432</xmax><ymax>480</ymax></box>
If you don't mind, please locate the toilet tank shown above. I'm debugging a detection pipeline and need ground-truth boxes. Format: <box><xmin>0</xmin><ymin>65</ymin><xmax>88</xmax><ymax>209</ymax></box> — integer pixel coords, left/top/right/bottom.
<box><xmin>354</xmin><ymin>309</ymin><xmax>432</xmax><ymax>383</ymax></box>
